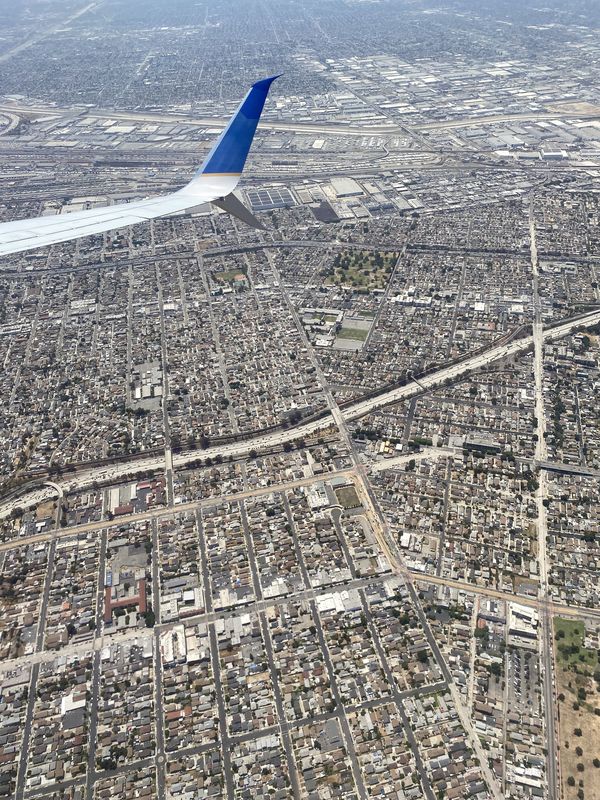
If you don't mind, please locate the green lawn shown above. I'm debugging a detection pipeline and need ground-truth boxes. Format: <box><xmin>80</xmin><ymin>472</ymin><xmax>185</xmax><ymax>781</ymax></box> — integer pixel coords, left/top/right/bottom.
<box><xmin>337</xmin><ymin>327</ymin><xmax>369</xmax><ymax>342</ymax></box>
<box><xmin>215</xmin><ymin>268</ymin><xmax>246</xmax><ymax>283</ymax></box>
<box><xmin>334</xmin><ymin>485</ymin><xmax>361</xmax><ymax>509</ymax></box>
<box><xmin>554</xmin><ymin>617</ymin><xmax>600</xmax><ymax>671</ymax></box>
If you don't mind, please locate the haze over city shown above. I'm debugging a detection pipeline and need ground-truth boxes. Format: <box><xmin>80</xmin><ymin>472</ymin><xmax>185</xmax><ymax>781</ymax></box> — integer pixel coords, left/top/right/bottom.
<box><xmin>0</xmin><ymin>1</ymin><xmax>599</xmax><ymax>799</ymax></box>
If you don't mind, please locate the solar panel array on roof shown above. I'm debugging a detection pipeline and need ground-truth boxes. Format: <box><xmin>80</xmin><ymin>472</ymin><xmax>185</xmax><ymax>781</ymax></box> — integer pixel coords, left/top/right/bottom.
<box><xmin>246</xmin><ymin>187</ymin><xmax>296</xmax><ymax>212</ymax></box>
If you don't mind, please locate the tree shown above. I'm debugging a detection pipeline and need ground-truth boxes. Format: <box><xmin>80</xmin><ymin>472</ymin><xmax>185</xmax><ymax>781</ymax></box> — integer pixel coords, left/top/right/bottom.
<box><xmin>288</xmin><ymin>408</ymin><xmax>302</xmax><ymax>425</ymax></box>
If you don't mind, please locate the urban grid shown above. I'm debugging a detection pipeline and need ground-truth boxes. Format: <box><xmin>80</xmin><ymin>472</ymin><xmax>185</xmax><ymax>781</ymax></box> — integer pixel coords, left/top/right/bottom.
<box><xmin>0</xmin><ymin>1</ymin><xmax>599</xmax><ymax>799</ymax></box>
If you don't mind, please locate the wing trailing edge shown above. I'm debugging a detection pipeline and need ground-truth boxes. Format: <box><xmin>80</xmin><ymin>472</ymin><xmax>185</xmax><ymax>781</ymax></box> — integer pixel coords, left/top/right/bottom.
<box><xmin>0</xmin><ymin>75</ymin><xmax>280</xmax><ymax>257</ymax></box>
<box><xmin>212</xmin><ymin>193</ymin><xmax>266</xmax><ymax>230</ymax></box>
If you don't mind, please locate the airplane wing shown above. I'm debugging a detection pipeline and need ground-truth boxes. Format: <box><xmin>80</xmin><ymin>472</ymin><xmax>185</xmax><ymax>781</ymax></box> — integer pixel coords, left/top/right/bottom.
<box><xmin>0</xmin><ymin>75</ymin><xmax>280</xmax><ymax>257</ymax></box>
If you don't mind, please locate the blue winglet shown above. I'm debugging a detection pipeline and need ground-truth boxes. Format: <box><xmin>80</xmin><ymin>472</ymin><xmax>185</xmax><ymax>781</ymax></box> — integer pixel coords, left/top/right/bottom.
<box><xmin>198</xmin><ymin>75</ymin><xmax>281</xmax><ymax>176</ymax></box>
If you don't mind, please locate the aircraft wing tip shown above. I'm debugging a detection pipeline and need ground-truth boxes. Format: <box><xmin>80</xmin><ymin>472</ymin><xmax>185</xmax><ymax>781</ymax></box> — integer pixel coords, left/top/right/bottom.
<box><xmin>254</xmin><ymin>74</ymin><xmax>283</xmax><ymax>87</ymax></box>
<box><xmin>196</xmin><ymin>74</ymin><xmax>280</xmax><ymax>177</ymax></box>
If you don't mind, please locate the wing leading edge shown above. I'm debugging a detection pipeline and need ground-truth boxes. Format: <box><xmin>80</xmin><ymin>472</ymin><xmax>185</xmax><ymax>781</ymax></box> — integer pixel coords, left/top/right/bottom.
<box><xmin>0</xmin><ymin>75</ymin><xmax>280</xmax><ymax>257</ymax></box>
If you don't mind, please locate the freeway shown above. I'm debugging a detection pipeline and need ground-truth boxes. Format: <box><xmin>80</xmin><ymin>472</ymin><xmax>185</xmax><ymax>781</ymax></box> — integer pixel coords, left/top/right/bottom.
<box><xmin>0</xmin><ymin>416</ymin><xmax>337</xmax><ymax>520</ymax></box>
<box><xmin>3</xmin><ymin>306</ymin><xmax>600</xmax><ymax>522</ymax></box>
<box><xmin>4</xmin><ymin>99</ymin><xmax>600</xmax><ymax>138</ymax></box>
<box><xmin>0</xmin><ymin>101</ymin><xmax>400</xmax><ymax>137</ymax></box>
<box><xmin>345</xmin><ymin>307</ymin><xmax>600</xmax><ymax>421</ymax></box>
<box><xmin>415</xmin><ymin>109</ymin><xmax>600</xmax><ymax>131</ymax></box>
<box><xmin>536</xmin><ymin>459</ymin><xmax>600</xmax><ymax>478</ymax></box>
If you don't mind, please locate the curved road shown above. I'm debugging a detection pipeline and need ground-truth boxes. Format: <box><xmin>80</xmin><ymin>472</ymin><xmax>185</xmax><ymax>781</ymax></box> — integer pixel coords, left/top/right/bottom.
<box><xmin>2</xmin><ymin>307</ymin><xmax>600</xmax><ymax>521</ymax></box>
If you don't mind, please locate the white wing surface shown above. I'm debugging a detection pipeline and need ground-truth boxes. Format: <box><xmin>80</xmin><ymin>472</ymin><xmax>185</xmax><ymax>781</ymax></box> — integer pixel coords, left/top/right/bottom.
<box><xmin>0</xmin><ymin>76</ymin><xmax>279</xmax><ymax>257</ymax></box>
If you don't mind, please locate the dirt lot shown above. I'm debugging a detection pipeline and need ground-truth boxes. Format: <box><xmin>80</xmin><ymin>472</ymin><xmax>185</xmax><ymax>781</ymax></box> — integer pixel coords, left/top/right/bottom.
<box><xmin>554</xmin><ymin>617</ymin><xmax>600</xmax><ymax>800</ymax></box>
<box><xmin>35</xmin><ymin>500</ymin><xmax>55</xmax><ymax>520</ymax></box>
<box><xmin>557</xmin><ymin>669</ymin><xmax>600</xmax><ymax>800</ymax></box>
<box><xmin>548</xmin><ymin>101</ymin><xmax>600</xmax><ymax>115</ymax></box>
